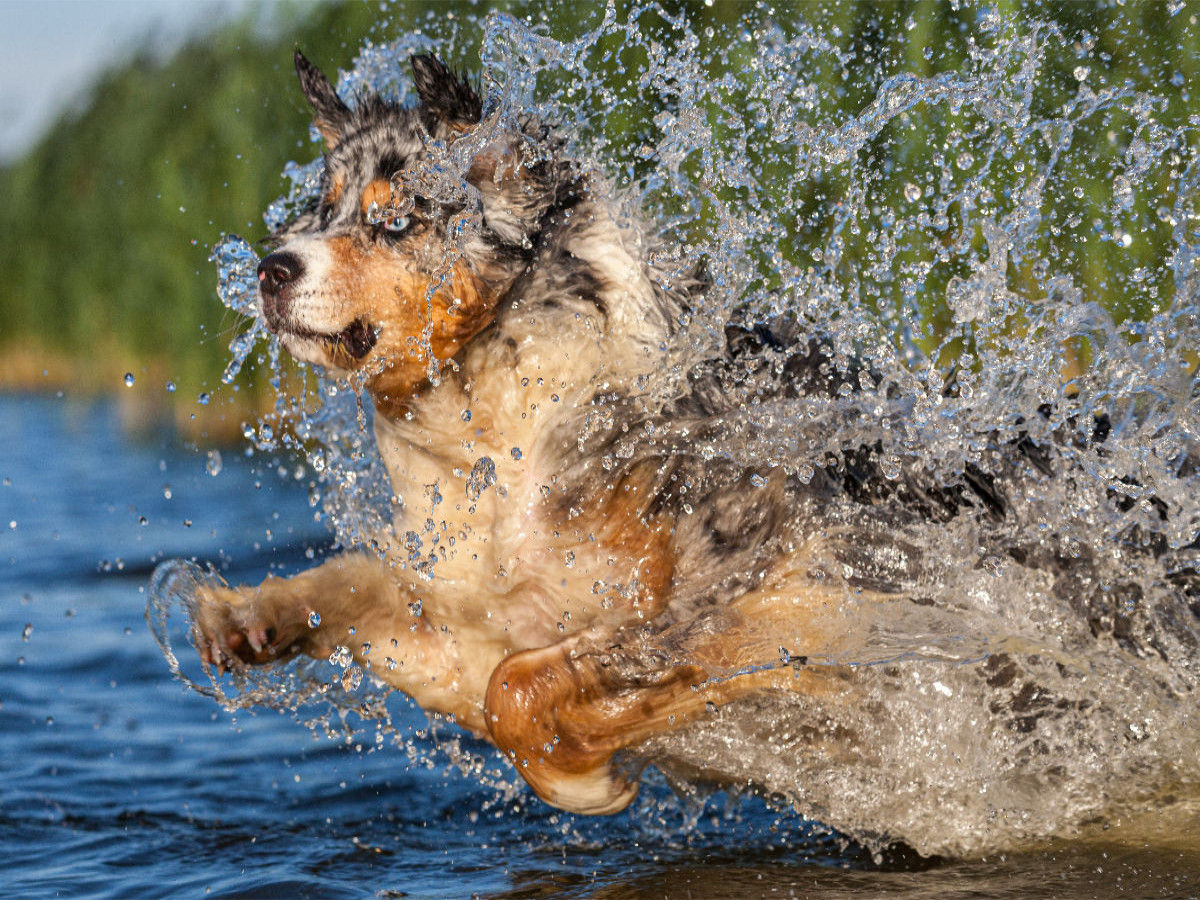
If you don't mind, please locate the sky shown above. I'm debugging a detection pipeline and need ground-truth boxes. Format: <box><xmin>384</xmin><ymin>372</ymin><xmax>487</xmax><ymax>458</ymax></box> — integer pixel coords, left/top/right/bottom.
<box><xmin>0</xmin><ymin>0</ymin><xmax>253</xmax><ymax>162</ymax></box>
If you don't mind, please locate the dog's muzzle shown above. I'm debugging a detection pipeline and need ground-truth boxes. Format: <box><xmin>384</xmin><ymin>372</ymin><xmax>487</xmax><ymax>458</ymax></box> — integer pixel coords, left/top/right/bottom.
<box><xmin>256</xmin><ymin>250</ymin><xmax>378</xmax><ymax>361</ymax></box>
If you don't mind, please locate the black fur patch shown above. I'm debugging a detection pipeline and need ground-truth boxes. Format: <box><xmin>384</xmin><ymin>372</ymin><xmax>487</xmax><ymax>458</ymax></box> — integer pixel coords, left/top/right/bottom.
<box><xmin>411</xmin><ymin>54</ymin><xmax>482</xmax><ymax>130</ymax></box>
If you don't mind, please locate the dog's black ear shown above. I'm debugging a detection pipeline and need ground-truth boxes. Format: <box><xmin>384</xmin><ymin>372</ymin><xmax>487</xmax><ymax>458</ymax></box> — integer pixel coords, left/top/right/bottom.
<box><xmin>411</xmin><ymin>54</ymin><xmax>482</xmax><ymax>131</ymax></box>
<box><xmin>295</xmin><ymin>51</ymin><xmax>352</xmax><ymax>147</ymax></box>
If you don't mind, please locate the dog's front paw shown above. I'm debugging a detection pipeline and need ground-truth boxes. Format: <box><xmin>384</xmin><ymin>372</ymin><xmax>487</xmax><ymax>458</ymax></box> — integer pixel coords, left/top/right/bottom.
<box><xmin>187</xmin><ymin>572</ymin><xmax>314</xmax><ymax>674</ymax></box>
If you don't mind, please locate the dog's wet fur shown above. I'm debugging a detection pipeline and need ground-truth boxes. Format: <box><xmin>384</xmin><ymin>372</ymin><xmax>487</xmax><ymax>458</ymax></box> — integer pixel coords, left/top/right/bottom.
<box><xmin>193</xmin><ymin>52</ymin><xmax>1196</xmax><ymax>817</ymax></box>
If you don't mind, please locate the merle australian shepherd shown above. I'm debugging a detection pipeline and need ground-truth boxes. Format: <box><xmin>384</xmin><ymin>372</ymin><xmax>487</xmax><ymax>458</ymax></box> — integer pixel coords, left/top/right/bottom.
<box><xmin>191</xmin><ymin>52</ymin><xmax>1189</xmax><ymax>818</ymax></box>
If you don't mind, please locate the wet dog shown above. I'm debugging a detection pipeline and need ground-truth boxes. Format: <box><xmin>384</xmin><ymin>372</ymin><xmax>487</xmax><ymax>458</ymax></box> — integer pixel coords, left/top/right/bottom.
<box><xmin>190</xmin><ymin>52</ymin><xmax>1119</xmax><ymax>816</ymax></box>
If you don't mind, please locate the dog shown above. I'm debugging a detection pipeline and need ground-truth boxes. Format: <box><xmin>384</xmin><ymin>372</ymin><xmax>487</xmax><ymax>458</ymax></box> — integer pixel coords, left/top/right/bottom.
<box><xmin>190</xmin><ymin>51</ymin><xmax>1196</xmax><ymax>823</ymax></box>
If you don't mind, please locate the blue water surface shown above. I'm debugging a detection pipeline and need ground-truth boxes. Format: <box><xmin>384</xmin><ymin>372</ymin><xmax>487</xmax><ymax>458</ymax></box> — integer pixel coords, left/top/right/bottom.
<box><xmin>2</xmin><ymin>393</ymin><xmax>1197</xmax><ymax>899</ymax></box>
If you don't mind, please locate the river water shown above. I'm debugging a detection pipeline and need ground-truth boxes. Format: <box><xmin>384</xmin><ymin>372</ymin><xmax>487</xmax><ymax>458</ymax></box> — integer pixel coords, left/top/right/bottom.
<box><xmin>0</xmin><ymin>395</ymin><xmax>1195</xmax><ymax>900</ymax></box>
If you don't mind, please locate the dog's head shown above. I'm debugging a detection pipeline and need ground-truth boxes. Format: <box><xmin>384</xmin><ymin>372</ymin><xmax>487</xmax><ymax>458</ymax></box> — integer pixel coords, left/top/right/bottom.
<box><xmin>259</xmin><ymin>52</ymin><xmax>569</xmax><ymax>407</ymax></box>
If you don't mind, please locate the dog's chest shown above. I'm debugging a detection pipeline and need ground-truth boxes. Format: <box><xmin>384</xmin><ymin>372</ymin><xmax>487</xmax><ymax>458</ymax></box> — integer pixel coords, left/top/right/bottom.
<box><xmin>372</xmin><ymin>400</ymin><xmax>630</xmax><ymax>643</ymax></box>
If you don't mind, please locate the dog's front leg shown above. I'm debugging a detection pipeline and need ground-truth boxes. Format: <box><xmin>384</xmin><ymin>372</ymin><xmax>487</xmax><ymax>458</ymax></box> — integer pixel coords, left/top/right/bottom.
<box><xmin>191</xmin><ymin>552</ymin><xmax>399</xmax><ymax>673</ymax></box>
<box><xmin>188</xmin><ymin>553</ymin><xmax>500</xmax><ymax>732</ymax></box>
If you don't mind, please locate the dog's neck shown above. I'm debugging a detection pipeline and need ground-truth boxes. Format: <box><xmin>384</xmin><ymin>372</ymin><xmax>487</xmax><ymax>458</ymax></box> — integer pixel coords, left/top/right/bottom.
<box><xmin>365</xmin><ymin>185</ymin><xmax>685</xmax><ymax>604</ymax></box>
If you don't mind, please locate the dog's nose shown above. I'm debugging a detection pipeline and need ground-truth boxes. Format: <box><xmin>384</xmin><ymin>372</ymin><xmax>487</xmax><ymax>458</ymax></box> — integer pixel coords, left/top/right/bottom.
<box><xmin>257</xmin><ymin>251</ymin><xmax>304</xmax><ymax>328</ymax></box>
<box><xmin>258</xmin><ymin>251</ymin><xmax>303</xmax><ymax>296</ymax></box>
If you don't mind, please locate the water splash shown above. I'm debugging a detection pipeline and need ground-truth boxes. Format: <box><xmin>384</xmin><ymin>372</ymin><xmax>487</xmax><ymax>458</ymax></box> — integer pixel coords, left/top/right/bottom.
<box><xmin>210</xmin><ymin>234</ymin><xmax>266</xmax><ymax>385</ymax></box>
<box><xmin>155</xmin><ymin>3</ymin><xmax>1199</xmax><ymax>856</ymax></box>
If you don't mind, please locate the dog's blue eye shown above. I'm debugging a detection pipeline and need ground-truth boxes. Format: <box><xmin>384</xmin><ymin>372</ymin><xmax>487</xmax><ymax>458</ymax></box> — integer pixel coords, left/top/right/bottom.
<box><xmin>365</xmin><ymin>200</ymin><xmax>411</xmax><ymax>235</ymax></box>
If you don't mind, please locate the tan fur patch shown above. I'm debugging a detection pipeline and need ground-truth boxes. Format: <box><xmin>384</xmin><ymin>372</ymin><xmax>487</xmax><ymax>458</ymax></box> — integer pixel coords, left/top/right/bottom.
<box><xmin>360</xmin><ymin>179</ymin><xmax>395</xmax><ymax>218</ymax></box>
<box><xmin>325</xmin><ymin>172</ymin><xmax>346</xmax><ymax>209</ymax></box>
<box><xmin>586</xmin><ymin>461</ymin><xmax>677</xmax><ymax>619</ymax></box>
<box><xmin>313</xmin><ymin>116</ymin><xmax>344</xmax><ymax>149</ymax></box>
<box><xmin>310</xmin><ymin>235</ymin><xmax>504</xmax><ymax>415</ymax></box>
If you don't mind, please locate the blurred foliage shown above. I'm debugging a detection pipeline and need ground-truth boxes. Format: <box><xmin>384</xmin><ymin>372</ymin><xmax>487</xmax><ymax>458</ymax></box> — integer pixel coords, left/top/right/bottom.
<box><xmin>0</xmin><ymin>0</ymin><xmax>1195</xmax><ymax>421</ymax></box>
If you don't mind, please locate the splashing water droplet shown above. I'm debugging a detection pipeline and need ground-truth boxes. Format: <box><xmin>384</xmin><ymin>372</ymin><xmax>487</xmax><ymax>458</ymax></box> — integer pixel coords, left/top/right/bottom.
<box><xmin>341</xmin><ymin>665</ymin><xmax>363</xmax><ymax>692</ymax></box>
<box><xmin>205</xmin><ymin>450</ymin><xmax>222</xmax><ymax>477</ymax></box>
<box><xmin>465</xmin><ymin>456</ymin><xmax>497</xmax><ymax>502</ymax></box>
<box><xmin>308</xmin><ymin>611</ymin><xmax>321</xmax><ymax>628</ymax></box>
<box><xmin>1113</xmin><ymin>174</ymin><xmax>1134</xmax><ymax>212</ymax></box>
<box><xmin>880</xmin><ymin>455</ymin><xmax>902</xmax><ymax>481</ymax></box>
<box><xmin>211</xmin><ymin>235</ymin><xmax>261</xmax><ymax>316</ymax></box>
<box><xmin>123</xmin><ymin>373</ymin><xmax>135</xmax><ymax>387</ymax></box>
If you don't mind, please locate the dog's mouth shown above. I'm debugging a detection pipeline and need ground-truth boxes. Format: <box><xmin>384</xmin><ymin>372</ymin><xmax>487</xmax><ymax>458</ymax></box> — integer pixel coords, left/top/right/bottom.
<box><xmin>276</xmin><ymin>318</ymin><xmax>380</xmax><ymax>361</ymax></box>
<box><xmin>329</xmin><ymin>318</ymin><xmax>380</xmax><ymax>360</ymax></box>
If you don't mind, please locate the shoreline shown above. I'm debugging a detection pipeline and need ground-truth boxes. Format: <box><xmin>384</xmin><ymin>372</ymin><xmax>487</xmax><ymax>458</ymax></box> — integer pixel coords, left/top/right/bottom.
<box><xmin>0</xmin><ymin>345</ymin><xmax>275</xmax><ymax>446</ymax></box>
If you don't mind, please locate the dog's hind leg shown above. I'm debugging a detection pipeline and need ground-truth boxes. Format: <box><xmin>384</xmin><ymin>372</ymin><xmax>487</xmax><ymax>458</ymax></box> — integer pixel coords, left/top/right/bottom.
<box><xmin>483</xmin><ymin>561</ymin><xmax>876</xmax><ymax>815</ymax></box>
<box><xmin>483</xmin><ymin>630</ymin><xmax>846</xmax><ymax>815</ymax></box>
